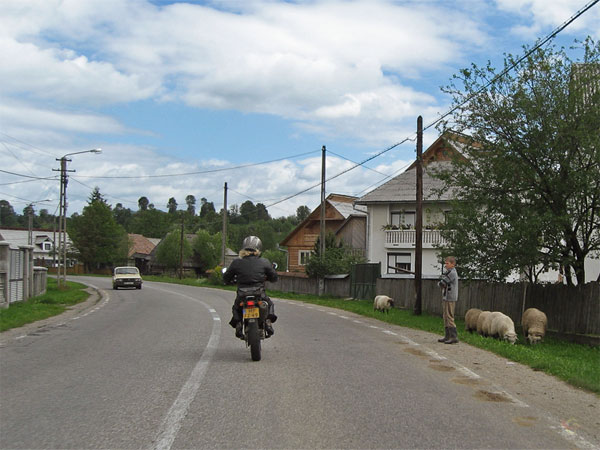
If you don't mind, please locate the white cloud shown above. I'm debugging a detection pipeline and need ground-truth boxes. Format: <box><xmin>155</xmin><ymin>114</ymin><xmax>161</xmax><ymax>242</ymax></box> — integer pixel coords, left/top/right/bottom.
<box><xmin>495</xmin><ymin>0</ymin><xmax>600</xmax><ymax>39</ymax></box>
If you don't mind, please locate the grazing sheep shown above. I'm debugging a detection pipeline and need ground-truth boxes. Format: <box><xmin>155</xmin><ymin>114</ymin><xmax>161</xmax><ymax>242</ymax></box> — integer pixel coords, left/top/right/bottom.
<box><xmin>490</xmin><ymin>313</ymin><xmax>518</xmax><ymax>344</ymax></box>
<box><xmin>476</xmin><ymin>311</ymin><xmax>491</xmax><ymax>335</ymax></box>
<box><xmin>522</xmin><ymin>308</ymin><xmax>547</xmax><ymax>345</ymax></box>
<box><xmin>482</xmin><ymin>311</ymin><xmax>505</xmax><ymax>337</ymax></box>
<box><xmin>465</xmin><ymin>308</ymin><xmax>483</xmax><ymax>333</ymax></box>
<box><xmin>373</xmin><ymin>295</ymin><xmax>394</xmax><ymax>313</ymax></box>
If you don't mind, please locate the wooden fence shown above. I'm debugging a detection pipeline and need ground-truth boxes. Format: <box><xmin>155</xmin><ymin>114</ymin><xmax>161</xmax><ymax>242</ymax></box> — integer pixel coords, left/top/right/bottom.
<box><xmin>269</xmin><ymin>272</ymin><xmax>599</xmax><ymax>336</ymax></box>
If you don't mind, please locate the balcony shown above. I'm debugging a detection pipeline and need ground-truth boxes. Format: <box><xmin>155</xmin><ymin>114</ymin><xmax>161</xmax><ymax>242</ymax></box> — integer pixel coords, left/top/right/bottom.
<box><xmin>384</xmin><ymin>229</ymin><xmax>447</xmax><ymax>248</ymax></box>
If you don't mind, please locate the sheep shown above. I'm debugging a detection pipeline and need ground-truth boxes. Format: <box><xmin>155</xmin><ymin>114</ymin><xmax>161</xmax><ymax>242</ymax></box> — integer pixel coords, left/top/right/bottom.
<box><xmin>373</xmin><ymin>295</ymin><xmax>394</xmax><ymax>313</ymax></box>
<box><xmin>476</xmin><ymin>311</ymin><xmax>491</xmax><ymax>335</ymax></box>
<box><xmin>490</xmin><ymin>313</ymin><xmax>518</xmax><ymax>344</ymax></box>
<box><xmin>464</xmin><ymin>308</ymin><xmax>483</xmax><ymax>333</ymax></box>
<box><xmin>482</xmin><ymin>311</ymin><xmax>505</xmax><ymax>337</ymax></box>
<box><xmin>522</xmin><ymin>308</ymin><xmax>548</xmax><ymax>345</ymax></box>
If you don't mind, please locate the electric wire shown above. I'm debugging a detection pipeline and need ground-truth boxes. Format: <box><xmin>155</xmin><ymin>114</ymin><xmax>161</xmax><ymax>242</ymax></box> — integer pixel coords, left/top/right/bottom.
<box><xmin>422</xmin><ymin>0</ymin><xmax>600</xmax><ymax>132</ymax></box>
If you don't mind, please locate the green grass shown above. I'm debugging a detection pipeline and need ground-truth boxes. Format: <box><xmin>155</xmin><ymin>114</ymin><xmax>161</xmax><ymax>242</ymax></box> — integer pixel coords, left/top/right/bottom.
<box><xmin>0</xmin><ymin>277</ymin><xmax>89</xmax><ymax>332</ymax></box>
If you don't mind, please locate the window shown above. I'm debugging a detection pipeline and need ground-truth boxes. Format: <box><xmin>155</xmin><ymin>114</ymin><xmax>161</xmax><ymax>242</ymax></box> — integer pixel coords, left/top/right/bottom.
<box><xmin>299</xmin><ymin>250</ymin><xmax>312</xmax><ymax>266</ymax></box>
<box><xmin>42</xmin><ymin>242</ymin><xmax>52</xmax><ymax>251</ymax></box>
<box><xmin>387</xmin><ymin>253</ymin><xmax>411</xmax><ymax>274</ymax></box>
<box><xmin>391</xmin><ymin>211</ymin><xmax>415</xmax><ymax>228</ymax></box>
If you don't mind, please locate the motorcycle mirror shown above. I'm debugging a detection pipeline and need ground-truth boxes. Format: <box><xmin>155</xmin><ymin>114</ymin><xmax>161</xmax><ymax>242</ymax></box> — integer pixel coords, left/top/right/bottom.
<box><xmin>272</xmin><ymin>262</ymin><xmax>278</xmax><ymax>270</ymax></box>
<box><xmin>221</xmin><ymin>267</ymin><xmax>227</xmax><ymax>274</ymax></box>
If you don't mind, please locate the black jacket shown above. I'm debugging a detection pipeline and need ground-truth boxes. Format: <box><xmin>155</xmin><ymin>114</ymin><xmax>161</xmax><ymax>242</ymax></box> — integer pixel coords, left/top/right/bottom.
<box><xmin>223</xmin><ymin>254</ymin><xmax>278</xmax><ymax>288</ymax></box>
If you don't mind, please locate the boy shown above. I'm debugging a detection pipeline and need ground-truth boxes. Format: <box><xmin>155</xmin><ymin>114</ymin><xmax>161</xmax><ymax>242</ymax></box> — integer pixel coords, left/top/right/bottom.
<box><xmin>438</xmin><ymin>256</ymin><xmax>459</xmax><ymax>344</ymax></box>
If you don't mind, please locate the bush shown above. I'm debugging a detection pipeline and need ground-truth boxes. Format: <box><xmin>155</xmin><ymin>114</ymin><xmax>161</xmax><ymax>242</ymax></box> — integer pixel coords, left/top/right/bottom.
<box><xmin>207</xmin><ymin>265</ymin><xmax>224</xmax><ymax>285</ymax></box>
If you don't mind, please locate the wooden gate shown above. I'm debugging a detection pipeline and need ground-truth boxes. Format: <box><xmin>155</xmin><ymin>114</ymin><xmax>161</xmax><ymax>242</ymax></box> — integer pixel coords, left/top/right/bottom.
<box><xmin>351</xmin><ymin>263</ymin><xmax>380</xmax><ymax>300</ymax></box>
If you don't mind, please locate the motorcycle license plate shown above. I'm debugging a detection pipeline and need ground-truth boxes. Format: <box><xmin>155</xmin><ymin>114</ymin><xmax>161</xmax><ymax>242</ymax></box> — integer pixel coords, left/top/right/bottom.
<box><xmin>243</xmin><ymin>307</ymin><xmax>260</xmax><ymax>319</ymax></box>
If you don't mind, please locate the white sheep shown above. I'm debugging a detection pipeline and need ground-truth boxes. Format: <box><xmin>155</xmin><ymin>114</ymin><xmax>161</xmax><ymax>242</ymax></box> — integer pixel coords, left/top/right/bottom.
<box><xmin>482</xmin><ymin>311</ymin><xmax>505</xmax><ymax>337</ymax></box>
<box><xmin>464</xmin><ymin>308</ymin><xmax>483</xmax><ymax>333</ymax></box>
<box><xmin>490</xmin><ymin>313</ymin><xmax>518</xmax><ymax>344</ymax></box>
<box><xmin>522</xmin><ymin>308</ymin><xmax>548</xmax><ymax>345</ymax></box>
<box><xmin>373</xmin><ymin>295</ymin><xmax>394</xmax><ymax>313</ymax></box>
<box><xmin>476</xmin><ymin>311</ymin><xmax>491</xmax><ymax>335</ymax></box>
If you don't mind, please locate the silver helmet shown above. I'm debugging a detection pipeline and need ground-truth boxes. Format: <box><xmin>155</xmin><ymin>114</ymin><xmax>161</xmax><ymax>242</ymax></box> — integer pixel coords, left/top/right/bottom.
<box><xmin>242</xmin><ymin>235</ymin><xmax>262</xmax><ymax>252</ymax></box>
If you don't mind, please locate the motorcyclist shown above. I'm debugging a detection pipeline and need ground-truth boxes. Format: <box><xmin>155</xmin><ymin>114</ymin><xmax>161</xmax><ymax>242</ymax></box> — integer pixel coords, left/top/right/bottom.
<box><xmin>223</xmin><ymin>236</ymin><xmax>278</xmax><ymax>339</ymax></box>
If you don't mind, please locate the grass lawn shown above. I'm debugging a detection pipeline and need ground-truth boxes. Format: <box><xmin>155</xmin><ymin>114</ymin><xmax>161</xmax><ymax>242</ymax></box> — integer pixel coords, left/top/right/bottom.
<box><xmin>0</xmin><ymin>277</ymin><xmax>89</xmax><ymax>332</ymax></box>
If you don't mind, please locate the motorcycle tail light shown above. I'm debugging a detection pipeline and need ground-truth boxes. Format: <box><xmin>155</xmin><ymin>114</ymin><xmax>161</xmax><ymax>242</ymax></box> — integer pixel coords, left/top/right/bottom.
<box><xmin>246</xmin><ymin>300</ymin><xmax>255</xmax><ymax>307</ymax></box>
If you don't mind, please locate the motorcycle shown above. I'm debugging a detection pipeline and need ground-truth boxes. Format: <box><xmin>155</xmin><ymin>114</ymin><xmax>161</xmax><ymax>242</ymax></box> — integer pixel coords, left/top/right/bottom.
<box><xmin>223</xmin><ymin>263</ymin><xmax>277</xmax><ymax>362</ymax></box>
<box><xmin>237</xmin><ymin>287</ymin><xmax>270</xmax><ymax>361</ymax></box>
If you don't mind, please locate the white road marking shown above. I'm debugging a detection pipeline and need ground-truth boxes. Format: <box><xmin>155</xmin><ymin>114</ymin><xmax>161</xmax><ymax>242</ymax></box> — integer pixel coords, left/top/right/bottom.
<box><xmin>149</xmin><ymin>287</ymin><xmax>221</xmax><ymax>450</ymax></box>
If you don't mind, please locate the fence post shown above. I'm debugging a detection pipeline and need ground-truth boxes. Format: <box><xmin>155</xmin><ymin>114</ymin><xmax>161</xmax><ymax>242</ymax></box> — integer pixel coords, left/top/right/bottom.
<box><xmin>0</xmin><ymin>242</ymin><xmax>9</xmax><ymax>309</ymax></box>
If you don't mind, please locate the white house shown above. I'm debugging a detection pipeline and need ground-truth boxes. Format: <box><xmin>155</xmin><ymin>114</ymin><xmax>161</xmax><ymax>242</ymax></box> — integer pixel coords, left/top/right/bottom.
<box><xmin>355</xmin><ymin>132</ymin><xmax>465</xmax><ymax>278</ymax></box>
<box><xmin>355</xmin><ymin>132</ymin><xmax>600</xmax><ymax>284</ymax></box>
<box><xmin>0</xmin><ymin>228</ymin><xmax>73</xmax><ymax>267</ymax></box>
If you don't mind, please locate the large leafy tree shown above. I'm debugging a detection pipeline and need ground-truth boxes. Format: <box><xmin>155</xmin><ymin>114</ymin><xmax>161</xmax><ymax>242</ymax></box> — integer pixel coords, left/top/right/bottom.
<box><xmin>0</xmin><ymin>200</ymin><xmax>18</xmax><ymax>227</ymax></box>
<box><xmin>185</xmin><ymin>195</ymin><xmax>196</xmax><ymax>216</ymax></box>
<box><xmin>128</xmin><ymin>208</ymin><xmax>173</xmax><ymax>238</ymax></box>
<box><xmin>155</xmin><ymin>229</ymin><xmax>192</xmax><ymax>272</ymax></box>
<box><xmin>305</xmin><ymin>232</ymin><xmax>365</xmax><ymax>278</ymax></box>
<box><xmin>436</xmin><ymin>38</ymin><xmax>599</xmax><ymax>284</ymax></box>
<box><xmin>69</xmin><ymin>188</ymin><xmax>128</xmax><ymax>271</ymax></box>
<box><xmin>191</xmin><ymin>229</ymin><xmax>221</xmax><ymax>273</ymax></box>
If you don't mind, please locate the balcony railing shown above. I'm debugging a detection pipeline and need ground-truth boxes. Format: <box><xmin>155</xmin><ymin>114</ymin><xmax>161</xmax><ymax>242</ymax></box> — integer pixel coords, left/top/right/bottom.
<box><xmin>384</xmin><ymin>229</ymin><xmax>447</xmax><ymax>247</ymax></box>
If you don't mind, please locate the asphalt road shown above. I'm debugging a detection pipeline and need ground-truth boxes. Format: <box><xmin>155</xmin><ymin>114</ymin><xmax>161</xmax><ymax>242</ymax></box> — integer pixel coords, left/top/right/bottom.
<box><xmin>0</xmin><ymin>277</ymin><xmax>597</xmax><ymax>449</ymax></box>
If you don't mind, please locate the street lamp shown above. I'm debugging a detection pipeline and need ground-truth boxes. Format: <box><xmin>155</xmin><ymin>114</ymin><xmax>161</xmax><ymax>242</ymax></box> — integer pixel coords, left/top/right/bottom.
<box><xmin>54</xmin><ymin>148</ymin><xmax>102</xmax><ymax>287</ymax></box>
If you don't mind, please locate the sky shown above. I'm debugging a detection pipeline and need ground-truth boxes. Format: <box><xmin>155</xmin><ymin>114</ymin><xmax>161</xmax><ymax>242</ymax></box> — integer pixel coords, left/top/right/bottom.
<box><xmin>1</xmin><ymin>0</ymin><xmax>599</xmax><ymax>221</ymax></box>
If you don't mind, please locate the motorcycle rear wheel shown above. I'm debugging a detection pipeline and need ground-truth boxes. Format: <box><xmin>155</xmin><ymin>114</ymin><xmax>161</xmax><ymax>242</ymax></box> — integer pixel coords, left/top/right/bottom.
<box><xmin>247</xmin><ymin>321</ymin><xmax>261</xmax><ymax>361</ymax></box>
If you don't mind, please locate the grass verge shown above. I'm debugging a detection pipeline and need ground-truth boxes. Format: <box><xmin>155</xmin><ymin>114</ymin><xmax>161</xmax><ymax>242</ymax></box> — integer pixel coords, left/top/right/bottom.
<box><xmin>0</xmin><ymin>277</ymin><xmax>89</xmax><ymax>332</ymax></box>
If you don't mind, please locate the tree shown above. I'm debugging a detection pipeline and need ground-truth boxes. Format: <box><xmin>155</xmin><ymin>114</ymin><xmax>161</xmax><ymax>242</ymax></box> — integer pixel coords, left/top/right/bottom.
<box><xmin>305</xmin><ymin>232</ymin><xmax>365</xmax><ymax>278</ymax></box>
<box><xmin>185</xmin><ymin>195</ymin><xmax>196</xmax><ymax>216</ymax></box>
<box><xmin>199</xmin><ymin>198</ymin><xmax>216</xmax><ymax>218</ymax></box>
<box><xmin>436</xmin><ymin>38</ymin><xmax>600</xmax><ymax>284</ymax></box>
<box><xmin>0</xmin><ymin>200</ymin><xmax>18</xmax><ymax>227</ymax></box>
<box><xmin>155</xmin><ymin>229</ymin><xmax>192</xmax><ymax>272</ymax></box>
<box><xmin>129</xmin><ymin>208</ymin><xmax>173</xmax><ymax>238</ymax></box>
<box><xmin>167</xmin><ymin>197</ymin><xmax>178</xmax><ymax>214</ymax></box>
<box><xmin>191</xmin><ymin>230</ymin><xmax>221</xmax><ymax>273</ymax></box>
<box><xmin>138</xmin><ymin>196</ymin><xmax>149</xmax><ymax>211</ymax></box>
<box><xmin>239</xmin><ymin>200</ymin><xmax>257</xmax><ymax>223</ymax></box>
<box><xmin>113</xmin><ymin>203</ymin><xmax>133</xmax><ymax>229</ymax></box>
<box><xmin>69</xmin><ymin>189</ymin><xmax>128</xmax><ymax>271</ymax></box>
<box><xmin>256</xmin><ymin>203</ymin><xmax>270</xmax><ymax>221</ymax></box>
<box><xmin>296</xmin><ymin>205</ymin><xmax>311</xmax><ymax>222</ymax></box>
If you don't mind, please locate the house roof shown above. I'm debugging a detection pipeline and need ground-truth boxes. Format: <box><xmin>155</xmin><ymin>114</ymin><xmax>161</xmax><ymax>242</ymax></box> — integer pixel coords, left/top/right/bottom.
<box><xmin>128</xmin><ymin>233</ymin><xmax>157</xmax><ymax>258</ymax></box>
<box><xmin>280</xmin><ymin>193</ymin><xmax>366</xmax><ymax>246</ymax></box>
<box><xmin>356</xmin><ymin>132</ymin><xmax>469</xmax><ymax>205</ymax></box>
<box><xmin>0</xmin><ymin>228</ymin><xmax>61</xmax><ymax>249</ymax></box>
<box><xmin>355</xmin><ymin>161</ymin><xmax>455</xmax><ymax>204</ymax></box>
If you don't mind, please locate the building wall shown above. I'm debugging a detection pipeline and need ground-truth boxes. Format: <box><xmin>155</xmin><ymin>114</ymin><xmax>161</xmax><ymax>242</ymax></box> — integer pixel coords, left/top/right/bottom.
<box><xmin>366</xmin><ymin>203</ymin><xmax>446</xmax><ymax>278</ymax></box>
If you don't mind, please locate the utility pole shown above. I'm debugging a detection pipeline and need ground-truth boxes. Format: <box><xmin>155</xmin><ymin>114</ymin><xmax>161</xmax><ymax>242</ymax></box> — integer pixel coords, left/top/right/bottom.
<box><xmin>179</xmin><ymin>215</ymin><xmax>184</xmax><ymax>279</ymax></box>
<box><xmin>222</xmin><ymin>182</ymin><xmax>228</xmax><ymax>267</ymax></box>
<box><xmin>319</xmin><ymin>145</ymin><xmax>326</xmax><ymax>296</ymax></box>
<box><xmin>414</xmin><ymin>116</ymin><xmax>423</xmax><ymax>315</ymax></box>
<box><xmin>53</xmin><ymin>149</ymin><xmax>101</xmax><ymax>288</ymax></box>
<box><xmin>53</xmin><ymin>157</ymin><xmax>74</xmax><ymax>288</ymax></box>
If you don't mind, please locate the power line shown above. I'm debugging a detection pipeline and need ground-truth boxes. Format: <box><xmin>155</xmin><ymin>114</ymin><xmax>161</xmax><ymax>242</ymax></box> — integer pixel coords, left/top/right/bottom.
<box><xmin>423</xmin><ymin>0</ymin><xmax>600</xmax><ymax>132</ymax></box>
<box><xmin>72</xmin><ymin>150</ymin><xmax>320</xmax><ymax>179</ymax></box>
